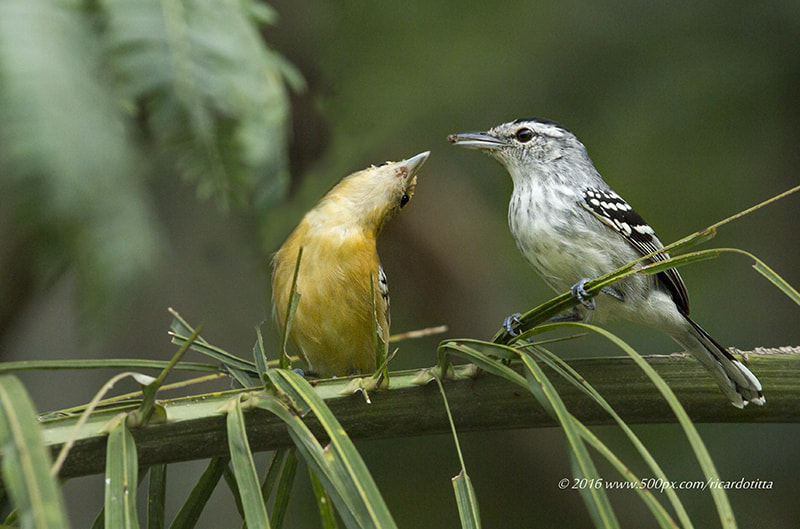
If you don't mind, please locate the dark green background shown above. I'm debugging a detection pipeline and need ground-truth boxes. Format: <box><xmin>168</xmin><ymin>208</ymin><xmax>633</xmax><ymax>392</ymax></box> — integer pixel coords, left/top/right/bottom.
<box><xmin>2</xmin><ymin>1</ymin><xmax>799</xmax><ymax>526</ymax></box>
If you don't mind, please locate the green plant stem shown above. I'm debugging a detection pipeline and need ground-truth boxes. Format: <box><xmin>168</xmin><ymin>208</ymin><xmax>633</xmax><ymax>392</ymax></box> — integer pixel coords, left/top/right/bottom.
<box><xmin>37</xmin><ymin>350</ymin><xmax>800</xmax><ymax>481</ymax></box>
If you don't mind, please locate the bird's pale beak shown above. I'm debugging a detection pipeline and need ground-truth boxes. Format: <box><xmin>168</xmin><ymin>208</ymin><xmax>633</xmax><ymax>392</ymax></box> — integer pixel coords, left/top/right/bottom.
<box><xmin>447</xmin><ymin>131</ymin><xmax>504</xmax><ymax>150</ymax></box>
<box><xmin>396</xmin><ymin>151</ymin><xmax>430</xmax><ymax>178</ymax></box>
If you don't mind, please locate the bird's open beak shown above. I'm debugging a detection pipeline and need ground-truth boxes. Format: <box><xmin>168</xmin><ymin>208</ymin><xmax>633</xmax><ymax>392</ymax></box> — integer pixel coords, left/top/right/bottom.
<box><xmin>397</xmin><ymin>151</ymin><xmax>430</xmax><ymax>178</ymax></box>
<box><xmin>447</xmin><ymin>131</ymin><xmax>504</xmax><ymax>150</ymax></box>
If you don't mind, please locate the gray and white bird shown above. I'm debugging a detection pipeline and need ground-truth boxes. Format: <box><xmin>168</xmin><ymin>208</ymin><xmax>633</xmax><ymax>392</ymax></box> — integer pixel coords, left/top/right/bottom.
<box><xmin>448</xmin><ymin>118</ymin><xmax>764</xmax><ymax>408</ymax></box>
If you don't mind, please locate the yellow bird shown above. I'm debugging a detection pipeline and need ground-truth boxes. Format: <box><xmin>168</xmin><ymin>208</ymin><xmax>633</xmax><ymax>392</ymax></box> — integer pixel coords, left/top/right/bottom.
<box><xmin>272</xmin><ymin>151</ymin><xmax>429</xmax><ymax>377</ymax></box>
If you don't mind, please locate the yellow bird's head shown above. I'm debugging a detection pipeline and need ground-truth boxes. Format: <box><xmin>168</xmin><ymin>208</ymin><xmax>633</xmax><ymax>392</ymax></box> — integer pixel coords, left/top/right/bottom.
<box><xmin>312</xmin><ymin>151</ymin><xmax>430</xmax><ymax>235</ymax></box>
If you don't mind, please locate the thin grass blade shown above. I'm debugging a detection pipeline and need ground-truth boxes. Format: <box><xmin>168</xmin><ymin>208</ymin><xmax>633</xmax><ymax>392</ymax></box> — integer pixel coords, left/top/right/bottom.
<box><xmin>168</xmin><ymin>333</ymin><xmax>257</xmax><ymax>375</ymax></box>
<box><xmin>168</xmin><ymin>309</ymin><xmax>257</xmax><ymax>375</ymax></box>
<box><xmin>223</xmin><ymin>465</ymin><xmax>246</xmax><ymax>519</ymax></box>
<box><xmin>437</xmin><ymin>341</ymin><xmax>525</xmax><ymax>385</ymax></box>
<box><xmin>147</xmin><ymin>465</ymin><xmax>167</xmax><ymax>529</ymax></box>
<box><xmin>280</xmin><ymin>248</ymin><xmax>304</xmax><ymax>370</ymax></box>
<box><xmin>575</xmin><ymin>423</ymin><xmax>679</xmax><ymax>529</ymax></box>
<box><xmin>260</xmin><ymin>449</ymin><xmax>292</xmax><ymax>506</ymax></box>
<box><xmin>168</xmin><ymin>309</ymin><xmax>211</xmax><ymax>345</ymax></box>
<box><xmin>518</xmin><ymin>354</ymin><xmax>619</xmax><ymax>529</ymax></box>
<box><xmin>53</xmin><ymin>371</ymin><xmax>148</xmax><ymax>476</ymax></box>
<box><xmin>309</xmin><ymin>467</ymin><xmax>340</xmax><ymax>529</ymax></box>
<box><xmin>524</xmin><ymin>343</ymin><xmax>691</xmax><ymax>529</ymax></box>
<box><xmin>451</xmin><ymin>471</ymin><xmax>481</xmax><ymax>529</ymax></box>
<box><xmin>267</xmin><ymin>449</ymin><xmax>298</xmax><ymax>529</ymax></box>
<box><xmin>434</xmin><ymin>376</ymin><xmax>481</xmax><ymax>529</ymax></box>
<box><xmin>104</xmin><ymin>418</ymin><xmax>140</xmax><ymax>529</ymax></box>
<box><xmin>225</xmin><ymin>397</ymin><xmax>270</xmax><ymax>529</ymax></box>
<box><xmin>747</xmin><ymin>254</ymin><xmax>800</xmax><ymax>306</ymax></box>
<box><xmin>169</xmin><ymin>458</ymin><xmax>229</xmax><ymax>529</ymax></box>
<box><xmin>263</xmin><ymin>370</ymin><xmax>398</xmax><ymax>529</ymax></box>
<box><xmin>137</xmin><ymin>325</ymin><xmax>203</xmax><ymax>426</ymax></box>
<box><xmin>544</xmin><ymin>323</ymin><xmax>737</xmax><ymax>528</ymax></box>
<box><xmin>0</xmin><ymin>376</ymin><xmax>70</xmax><ymax>528</ymax></box>
<box><xmin>251</xmin><ymin>395</ymin><xmax>360</xmax><ymax>528</ymax></box>
<box><xmin>0</xmin><ymin>359</ymin><xmax>218</xmax><ymax>375</ymax></box>
<box><xmin>639</xmin><ymin>250</ymin><xmax>721</xmax><ymax>275</ymax></box>
<box><xmin>254</xmin><ymin>324</ymin><xmax>269</xmax><ymax>381</ymax></box>
<box><xmin>225</xmin><ymin>365</ymin><xmax>258</xmax><ymax>390</ymax></box>
<box><xmin>438</xmin><ymin>341</ymin><xmax>618</xmax><ymax>526</ymax></box>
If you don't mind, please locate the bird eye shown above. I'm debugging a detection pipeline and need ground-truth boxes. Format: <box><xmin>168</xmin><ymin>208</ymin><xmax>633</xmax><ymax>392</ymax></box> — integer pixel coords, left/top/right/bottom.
<box><xmin>515</xmin><ymin>127</ymin><xmax>534</xmax><ymax>143</ymax></box>
<box><xmin>399</xmin><ymin>194</ymin><xmax>410</xmax><ymax>208</ymax></box>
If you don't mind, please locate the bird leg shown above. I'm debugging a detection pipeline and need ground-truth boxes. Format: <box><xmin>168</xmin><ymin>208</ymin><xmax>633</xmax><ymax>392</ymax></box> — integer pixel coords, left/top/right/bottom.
<box><xmin>569</xmin><ymin>278</ymin><xmax>625</xmax><ymax>310</ymax></box>
<box><xmin>570</xmin><ymin>278</ymin><xmax>596</xmax><ymax>310</ymax></box>
<box><xmin>503</xmin><ymin>312</ymin><xmax>523</xmax><ymax>336</ymax></box>
<box><xmin>502</xmin><ymin>305</ymin><xmax>585</xmax><ymax>338</ymax></box>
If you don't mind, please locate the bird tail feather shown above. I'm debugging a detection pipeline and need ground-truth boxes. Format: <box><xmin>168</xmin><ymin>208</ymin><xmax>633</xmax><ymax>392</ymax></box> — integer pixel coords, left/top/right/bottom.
<box><xmin>674</xmin><ymin>317</ymin><xmax>765</xmax><ymax>408</ymax></box>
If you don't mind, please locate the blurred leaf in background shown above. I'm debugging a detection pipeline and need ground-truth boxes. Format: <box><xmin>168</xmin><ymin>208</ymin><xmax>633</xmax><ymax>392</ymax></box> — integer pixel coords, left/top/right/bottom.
<box><xmin>0</xmin><ymin>0</ymin><xmax>300</xmax><ymax>332</ymax></box>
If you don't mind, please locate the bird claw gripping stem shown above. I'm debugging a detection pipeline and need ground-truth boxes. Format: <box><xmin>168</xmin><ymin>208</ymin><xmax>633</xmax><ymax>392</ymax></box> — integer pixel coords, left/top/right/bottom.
<box><xmin>503</xmin><ymin>312</ymin><xmax>523</xmax><ymax>337</ymax></box>
<box><xmin>570</xmin><ymin>278</ymin><xmax>625</xmax><ymax>311</ymax></box>
<box><xmin>571</xmin><ymin>278</ymin><xmax>596</xmax><ymax>310</ymax></box>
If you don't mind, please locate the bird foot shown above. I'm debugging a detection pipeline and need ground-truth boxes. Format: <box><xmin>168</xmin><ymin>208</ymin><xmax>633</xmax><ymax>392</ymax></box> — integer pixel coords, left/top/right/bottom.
<box><xmin>503</xmin><ymin>313</ymin><xmax>523</xmax><ymax>337</ymax></box>
<box><xmin>570</xmin><ymin>278</ymin><xmax>596</xmax><ymax>310</ymax></box>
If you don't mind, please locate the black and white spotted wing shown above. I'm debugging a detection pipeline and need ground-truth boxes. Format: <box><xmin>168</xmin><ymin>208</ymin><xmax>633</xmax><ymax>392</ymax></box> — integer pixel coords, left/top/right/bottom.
<box><xmin>581</xmin><ymin>187</ymin><xmax>690</xmax><ymax>314</ymax></box>
<box><xmin>378</xmin><ymin>265</ymin><xmax>390</xmax><ymax>326</ymax></box>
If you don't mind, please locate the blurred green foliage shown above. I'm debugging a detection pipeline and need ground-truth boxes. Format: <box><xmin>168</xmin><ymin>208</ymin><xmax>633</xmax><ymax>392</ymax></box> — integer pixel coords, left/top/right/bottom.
<box><xmin>0</xmin><ymin>0</ymin><xmax>299</xmax><ymax>328</ymax></box>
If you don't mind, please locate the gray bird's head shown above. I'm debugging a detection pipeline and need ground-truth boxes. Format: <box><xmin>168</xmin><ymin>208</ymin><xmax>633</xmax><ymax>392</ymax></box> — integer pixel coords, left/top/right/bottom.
<box><xmin>447</xmin><ymin>118</ymin><xmax>598</xmax><ymax>186</ymax></box>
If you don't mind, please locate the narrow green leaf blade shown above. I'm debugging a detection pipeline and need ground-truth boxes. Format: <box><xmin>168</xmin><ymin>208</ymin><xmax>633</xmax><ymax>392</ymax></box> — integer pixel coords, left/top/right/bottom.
<box><xmin>639</xmin><ymin>250</ymin><xmax>721</xmax><ymax>275</ymax></box>
<box><xmin>526</xmin><ymin>344</ymin><xmax>689</xmax><ymax>529</ymax></box>
<box><xmin>433</xmin><ymin>375</ymin><xmax>482</xmax><ymax>529</ymax></box>
<box><xmin>168</xmin><ymin>309</ymin><xmax>211</xmax><ymax>345</ymax></box>
<box><xmin>169</xmin><ymin>458</ymin><xmax>229</xmax><ymax>529</ymax></box>
<box><xmin>265</xmin><ymin>370</ymin><xmax>398</xmax><ymax>529</ymax></box>
<box><xmin>437</xmin><ymin>341</ymin><xmax>526</xmax><ymax>386</ymax></box>
<box><xmin>0</xmin><ymin>376</ymin><xmax>70</xmax><ymax>529</ymax></box>
<box><xmin>268</xmin><ymin>449</ymin><xmax>298</xmax><ymax>529</ymax></box>
<box><xmin>168</xmin><ymin>309</ymin><xmax>257</xmax><ymax>375</ymax></box>
<box><xmin>260</xmin><ymin>448</ymin><xmax>291</xmax><ymax>504</ymax></box>
<box><xmin>751</xmin><ymin>258</ymin><xmax>800</xmax><ymax>306</ymax></box>
<box><xmin>169</xmin><ymin>333</ymin><xmax>257</xmax><ymax>375</ymax></box>
<box><xmin>226</xmin><ymin>398</ymin><xmax>270</xmax><ymax>529</ymax></box>
<box><xmin>661</xmin><ymin>227</ymin><xmax>718</xmax><ymax>256</ymax></box>
<box><xmin>575</xmin><ymin>423</ymin><xmax>679</xmax><ymax>529</ymax></box>
<box><xmin>254</xmin><ymin>324</ymin><xmax>269</xmax><ymax>381</ymax></box>
<box><xmin>280</xmin><ymin>247</ymin><xmax>304</xmax><ymax>370</ymax></box>
<box><xmin>452</xmin><ymin>471</ymin><xmax>481</xmax><ymax>529</ymax></box>
<box><xmin>518</xmin><ymin>355</ymin><xmax>619</xmax><ymax>529</ymax></box>
<box><xmin>552</xmin><ymin>323</ymin><xmax>737</xmax><ymax>528</ymax></box>
<box><xmin>0</xmin><ymin>359</ymin><xmax>218</xmax><ymax>375</ymax></box>
<box><xmin>309</xmin><ymin>467</ymin><xmax>340</xmax><ymax>529</ymax></box>
<box><xmin>147</xmin><ymin>465</ymin><xmax>167</xmax><ymax>529</ymax></box>
<box><xmin>250</xmin><ymin>395</ymin><xmax>360</xmax><ymax>529</ymax></box>
<box><xmin>226</xmin><ymin>365</ymin><xmax>257</xmax><ymax>390</ymax></box>
<box><xmin>105</xmin><ymin>419</ymin><xmax>140</xmax><ymax>529</ymax></box>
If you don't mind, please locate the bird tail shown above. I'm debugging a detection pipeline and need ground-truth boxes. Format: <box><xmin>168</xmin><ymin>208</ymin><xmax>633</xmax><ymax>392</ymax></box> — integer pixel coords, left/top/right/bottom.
<box><xmin>672</xmin><ymin>317</ymin><xmax>765</xmax><ymax>408</ymax></box>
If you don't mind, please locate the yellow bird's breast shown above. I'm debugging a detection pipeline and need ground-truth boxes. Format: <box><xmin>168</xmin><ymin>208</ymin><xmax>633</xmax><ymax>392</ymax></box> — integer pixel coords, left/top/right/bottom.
<box><xmin>272</xmin><ymin>225</ymin><xmax>389</xmax><ymax>377</ymax></box>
